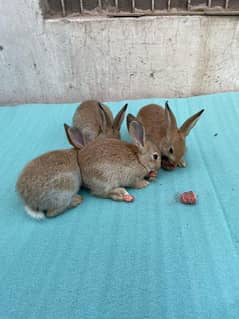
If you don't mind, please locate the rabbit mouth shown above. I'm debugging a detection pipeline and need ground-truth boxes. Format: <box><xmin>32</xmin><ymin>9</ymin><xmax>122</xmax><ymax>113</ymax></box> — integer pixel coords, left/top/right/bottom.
<box><xmin>161</xmin><ymin>156</ymin><xmax>177</xmax><ymax>170</ymax></box>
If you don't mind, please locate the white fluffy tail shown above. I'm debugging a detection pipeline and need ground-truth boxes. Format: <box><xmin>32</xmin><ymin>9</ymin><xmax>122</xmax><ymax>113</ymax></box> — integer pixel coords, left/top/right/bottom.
<box><xmin>25</xmin><ymin>206</ymin><xmax>46</xmax><ymax>220</ymax></box>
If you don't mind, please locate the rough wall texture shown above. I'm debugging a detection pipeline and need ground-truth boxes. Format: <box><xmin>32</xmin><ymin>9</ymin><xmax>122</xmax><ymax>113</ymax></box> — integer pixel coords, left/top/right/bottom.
<box><xmin>0</xmin><ymin>0</ymin><xmax>239</xmax><ymax>105</ymax></box>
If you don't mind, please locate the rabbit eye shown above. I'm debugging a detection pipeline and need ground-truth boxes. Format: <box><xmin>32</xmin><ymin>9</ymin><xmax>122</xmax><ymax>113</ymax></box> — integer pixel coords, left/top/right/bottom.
<box><xmin>169</xmin><ymin>147</ymin><xmax>174</xmax><ymax>154</ymax></box>
<box><xmin>152</xmin><ymin>153</ymin><xmax>159</xmax><ymax>160</ymax></box>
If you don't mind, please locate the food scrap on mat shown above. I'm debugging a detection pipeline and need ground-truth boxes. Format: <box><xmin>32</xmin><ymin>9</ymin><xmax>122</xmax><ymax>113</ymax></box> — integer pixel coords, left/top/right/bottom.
<box><xmin>180</xmin><ymin>191</ymin><xmax>197</xmax><ymax>205</ymax></box>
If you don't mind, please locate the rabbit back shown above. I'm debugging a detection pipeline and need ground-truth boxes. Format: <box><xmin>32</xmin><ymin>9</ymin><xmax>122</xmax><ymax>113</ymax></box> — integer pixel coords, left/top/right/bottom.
<box><xmin>73</xmin><ymin>100</ymin><xmax>113</xmax><ymax>142</ymax></box>
<box><xmin>78</xmin><ymin>139</ymin><xmax>146</xmax><ymax>194</ymax></box>
<box><xmin>16</xmin><ymin>149</ymin><xmax>81</xmax><ymax>216</ymax></box>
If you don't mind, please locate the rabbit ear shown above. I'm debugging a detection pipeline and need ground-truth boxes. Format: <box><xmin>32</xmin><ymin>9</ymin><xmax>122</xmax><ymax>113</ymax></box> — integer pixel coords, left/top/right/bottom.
<box><xmin>165</xmin><ymin>101</ymin><xmax>177</xmax><ymax>135</ymax></box>
<box><xmin>127</xmin><ymin>114</ymin><xmax>145</xmax><ymax>148</ymax></box>
<box><xmin>64</xmin><ymin>124</ymin><xmax>85</xmax><ymax>149</ymax></box>
<box><xmin>180</xmin><ymin>109</ymin><xmax>204</xmax><ymax>137</ymax></box>
<box><xmin>97</xmin><ymin>103</ymin><xmax>112</xmax><ymax>132</ymax></box>
<box><xmin>113</xmin><ymin>103</ymin><xmax>128</xmax><ymax>130</ymax></box>
<box><xmin>126</xmin><ymin>113</ymin><xmax>136</xmax><ymax>130</ymax></box>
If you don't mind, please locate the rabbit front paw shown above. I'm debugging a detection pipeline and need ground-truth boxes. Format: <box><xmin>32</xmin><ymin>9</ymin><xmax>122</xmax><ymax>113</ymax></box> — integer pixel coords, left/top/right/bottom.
<box><xmin>108</xmin><ymin>187</ymin><xmax>135</xmax><ymax>202</ymax></box>
<box><xmin>178</xmin><ymin>159</ymin><xmax>187</xmax><ymax>168</ymax></box>
<box><xmin>131</xmin><ymin>180</ymin><xmax>150</xmax><ymax>189</ymax></box>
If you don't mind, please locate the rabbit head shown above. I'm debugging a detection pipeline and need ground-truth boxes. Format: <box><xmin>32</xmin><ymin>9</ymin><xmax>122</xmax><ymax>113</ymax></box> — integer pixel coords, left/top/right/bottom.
<box><xmin>127</xmin><ymin>114</ymin><xmax>161</xmax><ymax>174</ymax></box>
<box><xmin>160</xmin><ymin>102</ymin><xmax>204</xmax><ymax>170</ymax></box>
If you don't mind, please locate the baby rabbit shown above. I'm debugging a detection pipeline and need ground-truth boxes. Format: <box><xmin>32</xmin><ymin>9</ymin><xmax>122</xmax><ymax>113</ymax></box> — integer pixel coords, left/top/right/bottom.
<box><xmin>72</xmin><ymin>100</ymin><xmax>128</xmax><ymax>143</ymax></box>
<box><xmin>70</xmin><ymin>110</ymin><xmax>161</xmax><ymax>202</ymax></box>
<box><xmin>137</xmin><ymin>101</ymin><xmax>204</xmax><ymax>170</ymax></box>
<box><xmin>16</xmin><ymin>126</ymin><xmax>86</xmax><ymax>219</ymax></box>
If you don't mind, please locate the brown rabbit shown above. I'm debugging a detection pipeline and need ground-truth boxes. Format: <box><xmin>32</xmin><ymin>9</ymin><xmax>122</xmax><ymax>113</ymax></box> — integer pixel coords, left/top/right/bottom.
<box><xmin>137</xmin><ymin>101</ymin><xmax>204</xmax><ymax>170</ymax></box>
<box><xmin>16</xmin><ymin>126</ymin><xmax>86</xmax><ymax>219</ymax></box>
<box><xmin>70</xmin><ymin>112</ymin><xmax>161</xmax><ymax>202</ymax></box>
<box><xmin>72</xmin><ymin>100</ymin><xmax>128</xmax><ymax>143</ymax></box>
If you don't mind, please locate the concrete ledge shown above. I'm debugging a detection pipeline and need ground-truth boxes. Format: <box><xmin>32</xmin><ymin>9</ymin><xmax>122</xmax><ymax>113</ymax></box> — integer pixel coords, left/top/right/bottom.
<box><xmin>0</xmin><ymin>0</ymin><xmax>238</xmax><ymax>104</ymax></box>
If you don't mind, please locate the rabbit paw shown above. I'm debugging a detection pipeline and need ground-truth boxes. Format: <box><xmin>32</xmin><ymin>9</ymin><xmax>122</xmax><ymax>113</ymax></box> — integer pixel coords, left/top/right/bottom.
<box><xmin>69</xmin><ymin>194</ymin><xmax>83</xmax><ymax>207</ymax></box>
<box><xmin>132</xmin><ymin>180</ymin><xmax>150</xmax><ymax>189</ymax></box>
<box><xmin>46</xmin><ymin>205</ymin><xmax>69</xmax><ymax>218</ymax></box>
<box><xmin>123</xmin><ymin>194</ymin><xmax>135</xmax><ymax>202</ymax></box>
<box><xmin>108</xmin><ymin>188</ymin><xmax>134</xmax><ymax>202</ymax></box>
<box><xmin>146</xmin><ymin>170</ymin><xmax>157</xmax><ymax>181</ymax></box>
<box><xmin>178</xmin><ymin>159</ymin><xmax>187</xmax><ymax>168</ymax></box>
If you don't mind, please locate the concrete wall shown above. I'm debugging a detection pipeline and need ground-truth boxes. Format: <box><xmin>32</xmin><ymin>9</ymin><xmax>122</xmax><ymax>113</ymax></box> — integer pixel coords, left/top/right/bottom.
<box><xmin>0</xmin><ymin>0</ymin><xmax>239</xmax><ymax>105</ymax></box>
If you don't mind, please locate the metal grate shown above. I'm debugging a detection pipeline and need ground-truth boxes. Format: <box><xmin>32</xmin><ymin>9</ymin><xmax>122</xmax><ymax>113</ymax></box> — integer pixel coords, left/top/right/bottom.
<box><xmin>43</xmin><ymin>0</ymin><xmax>239</xmax><ymax>17</ymax></box>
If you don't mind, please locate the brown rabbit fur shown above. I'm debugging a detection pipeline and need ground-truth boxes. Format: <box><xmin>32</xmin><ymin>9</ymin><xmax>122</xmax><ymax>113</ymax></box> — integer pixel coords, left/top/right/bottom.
<box><xmin>17</xmin><ymin>117</ymin><xmax>160</xmax><ymax>218</ymax></box>
<box><xmin>72</xmin><ymin>100</ymin><xmax>128</xmax><ymax>143</ymax></box>
<box><xmin>137</xmin><ymin>101</ymin><xmax>204</xmax><ymax>170</ymax></box>
<box><xmin>16</xmin><ymin>126</ymin><xmax>86</xmax><ymax>219</ymax></box>
<box><xmin>70</xmin><ymin>114</ymin><xmax>161</xmax><ymax>202</ymax></box>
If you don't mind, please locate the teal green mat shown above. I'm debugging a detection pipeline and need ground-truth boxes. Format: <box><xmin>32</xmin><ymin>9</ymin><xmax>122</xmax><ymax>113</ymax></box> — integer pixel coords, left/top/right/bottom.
<box><xmin>1</xmin><ymin>93</ymin><xmax>239</xmax><ymax>318</ymax></box>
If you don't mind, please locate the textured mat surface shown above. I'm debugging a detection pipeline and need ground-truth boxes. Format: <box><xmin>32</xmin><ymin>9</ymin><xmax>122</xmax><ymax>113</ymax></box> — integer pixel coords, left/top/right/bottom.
<box><xmin>1</xmin><ymin>93</ymin><xmax>239</xmax><ymax>319</ymax></box>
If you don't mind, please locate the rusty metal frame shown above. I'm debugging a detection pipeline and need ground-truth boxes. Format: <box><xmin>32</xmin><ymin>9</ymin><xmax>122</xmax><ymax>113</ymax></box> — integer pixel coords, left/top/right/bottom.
<box><xmin>57</xmin><ymin>0</ymin><xmax>239</xmax><ymax>17</ymax></box>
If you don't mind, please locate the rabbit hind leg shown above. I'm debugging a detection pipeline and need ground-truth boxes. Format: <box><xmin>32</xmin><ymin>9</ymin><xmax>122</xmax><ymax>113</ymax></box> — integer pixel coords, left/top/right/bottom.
<box><xmin>68</xmin><ymin>194</ymin><xmax>83</xmax><ymax>207</ymax></box>
<box><xmin>46</xmin><ymin>194</ymin><xmax>83</xmax><ymax>218</ymax></box>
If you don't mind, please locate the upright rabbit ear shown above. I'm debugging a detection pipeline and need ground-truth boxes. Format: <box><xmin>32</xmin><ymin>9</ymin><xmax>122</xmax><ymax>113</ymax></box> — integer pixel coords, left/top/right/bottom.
<box><xmin>113</xmin><ymin>103</ymin><xmax>128</xmax><ymax>130</ymax></box>
<box><xmin>127</xmin><ymin>114</ymin><xmax>145</xmax><ymax>148</ymax></box>
<box><xmin>180</xmin><ymin>109</ymin><xmax>204</xmax><ymax>137</ymax></box>
<box><xmin>97</xmin><ymin>103</ymin><xmax>112</xmax><ymax>131</ymax></box>
<box><xmin>165</xmin><ymin>101</ymin><xmax>177</xmax><ymax>134</ymax></box>
<box><xmin>126</xmin><ymin>113</ymin><xmax>137</xmax><ymax>130</ymax></box>
<box><xmin>64</xmin><ymin>124</ymin><xmax>85</xmax><ymax>149</ymax></box>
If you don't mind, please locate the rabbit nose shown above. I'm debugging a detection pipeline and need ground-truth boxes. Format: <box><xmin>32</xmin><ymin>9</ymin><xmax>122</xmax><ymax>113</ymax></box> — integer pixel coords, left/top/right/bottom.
<box><xmin>162</xmin><ymin>155</ymin><xmax>169</xmax><ymax>161</ymax></box>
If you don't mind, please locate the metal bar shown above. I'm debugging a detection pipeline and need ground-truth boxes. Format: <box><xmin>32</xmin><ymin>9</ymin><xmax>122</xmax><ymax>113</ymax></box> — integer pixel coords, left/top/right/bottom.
<box><xmin>131</xmin><ymin>0</ymin><xmax>135</xmax><ymax>13</ymax></box>
<box><xmin>115</xmin><ymin>0</ymin><xmax>119</xmax><ymax>11</ymax></box>
<box><xmin>208</xmin><ymin>0</ymin><xmax>212</xmax><ymax>8</ymax></box>
<box><xmin>79</xmin><ymin>0</ymin><xmax>84</xmax><ymax>13</ymax></box>
<box><xmin>60</xmin><ymin>0</ymin><xmax>66</xmax><ymax>16</ymax></box>
<box><xmin>108</xmin><ymin>10</ymin><xmax>239</xmax><ymax>17</ymax></box>
<box><xmin>151</xmin><ymin>0</ymin><xmax>155</xmax><ymax>11</ymax></box>
<box><xmin>225</xmin><ymin>0</ymin><xmax>229</xmax><ymax>9</ymax></box>
<box><xmin>168</xmin><ymin>0</ymin><xmax>171</xmax><ymax>10</ymax></box>
<box><xmin>187</xmin><ymin>0</ymin><xmax>191</xmax><ymax>10</ymax></box>
<box><xmin>98</xmin><ymin>0</ymin><xmax>102</xmax><ymax>9</ymax></box>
